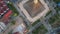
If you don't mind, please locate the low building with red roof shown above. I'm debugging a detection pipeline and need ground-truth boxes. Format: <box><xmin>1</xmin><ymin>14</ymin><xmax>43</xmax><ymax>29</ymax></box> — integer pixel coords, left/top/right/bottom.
<box><xmin>0</xmin><ymin>0</ymin><xmax>13</xmax><ymax>32</ymax></box>
<box><xmin>0</xmin><ymin>0</ymin><xmax>12</xmax><ymax>24</ymax></box>
<box><xmin>0</xmin><ymin>0</ymin><xmax>12</xmax><ymax>19</ymax></box>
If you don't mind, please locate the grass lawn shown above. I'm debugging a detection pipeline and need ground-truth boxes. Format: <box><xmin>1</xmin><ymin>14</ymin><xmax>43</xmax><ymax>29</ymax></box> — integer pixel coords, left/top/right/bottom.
<box><xmin>32</xmin><ymin>24</ymin><xmax>48</xmax><ymax>34</ymax></box>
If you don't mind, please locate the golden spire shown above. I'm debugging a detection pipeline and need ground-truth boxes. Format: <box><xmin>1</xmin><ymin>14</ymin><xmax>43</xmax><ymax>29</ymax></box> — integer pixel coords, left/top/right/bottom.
<box><xmin>34</xmin><ymin>0</ymin><xmax>38</xmax><ymax>4</ymax></box>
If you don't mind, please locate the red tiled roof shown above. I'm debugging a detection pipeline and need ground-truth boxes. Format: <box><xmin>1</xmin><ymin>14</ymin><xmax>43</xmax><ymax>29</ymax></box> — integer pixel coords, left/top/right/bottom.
<box><xmin>4</xmin><ymin>10</ymin><xmax>12</xmax><ymax>18</ymax></box>
<box><xmin>3</xmin><ymin>10</ymin><xmax>12</xmax><ymax>25</ymax></box>
<box><xmin>0</xmin><ymin>0</ymin><xmax>12</xmax><ymax>18</ymax></box>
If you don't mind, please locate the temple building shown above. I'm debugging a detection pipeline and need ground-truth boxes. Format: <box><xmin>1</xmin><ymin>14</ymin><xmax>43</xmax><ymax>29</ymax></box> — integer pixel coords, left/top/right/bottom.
<box><xmin>18</xmin><ymin>0</ymin><xmax>49</xmax><ymax>22</ymax></box>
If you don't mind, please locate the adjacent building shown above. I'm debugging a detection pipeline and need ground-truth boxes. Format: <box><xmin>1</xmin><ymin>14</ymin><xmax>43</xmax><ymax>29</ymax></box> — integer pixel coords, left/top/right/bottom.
<box><xmin>0</xmin><ymin>0</ymin><xmax>12</xmax><ymax>32</ymax></box>
<box><xmin>13</xmin><ymin>23</ymin><xmax>27</xmax><ymax>34</ymax></box>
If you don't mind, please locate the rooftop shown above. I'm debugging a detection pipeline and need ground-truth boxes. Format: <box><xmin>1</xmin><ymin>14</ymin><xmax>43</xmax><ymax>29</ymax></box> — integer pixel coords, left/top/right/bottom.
<box><xmin>23</xmin><ymin>0</ymin><xmax>45</xmax><ymax>17</ymax></box>
<box><xmin>0</xmin><ymin>0</ymin><xmax>12</xmax><ymax>18</ymax></box>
